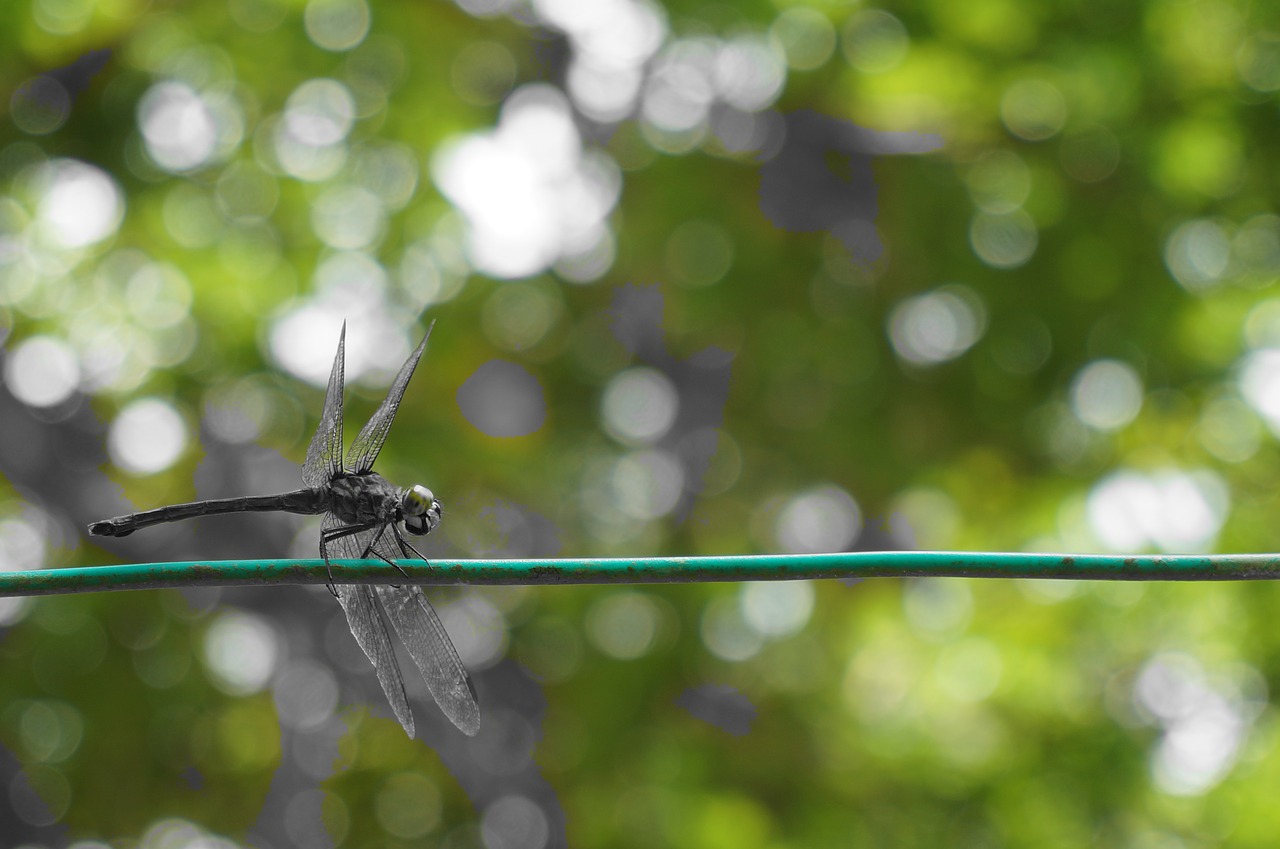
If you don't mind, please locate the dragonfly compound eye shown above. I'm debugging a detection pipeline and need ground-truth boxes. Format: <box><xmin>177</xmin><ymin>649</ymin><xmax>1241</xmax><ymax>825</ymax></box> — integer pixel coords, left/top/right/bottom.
<box><xmin>402</xmin><ymin>485</ymin><xmax>440</xmax><ymax>535</ymax></box>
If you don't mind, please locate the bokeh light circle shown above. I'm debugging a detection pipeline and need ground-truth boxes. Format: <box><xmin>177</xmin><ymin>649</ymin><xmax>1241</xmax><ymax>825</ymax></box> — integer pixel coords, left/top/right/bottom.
<box><xmin>34</xmin><ymin>159</ymin><xmax>123</xmax><ymax>250</ymax></box>
<box><xmin>7</xmin><ymin>336</ymin><xmax>79</xmax><ymax>408</ymax></box>
<box><xmin>1070</xmin><ymin>359</ymin><xmax>1143</xmax><ymax>431</ymax></box>
<box><xmin>601</xmin><ymin>368</ymin><xmax>679</xmax><ymax>445</ymax></box>
<box><xmin>771</xmin><ymin>7</ymin><xmax>837</xmax><ymax>71</ymax></box>
<box><xmin>304</xmin><ymin>0</ymin><xmax>371</xmax><ymax>51</ymax></box>
<box><xmin>888</xmin><ymin>286</ymin><xmax>986</xmax><ymax>366</ymax></box>
<box><xmin>106</xmin><ymin>398</ymin><xmax>188</xmax><ymax>475</ymax></box>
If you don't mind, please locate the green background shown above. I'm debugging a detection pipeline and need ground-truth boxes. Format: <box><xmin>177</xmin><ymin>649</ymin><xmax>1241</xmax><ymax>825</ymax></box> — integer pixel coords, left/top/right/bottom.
<box><xmin>3</xmin><ymin>0</ymin><xmax>1280</xmax><ymax>846</ymax></box>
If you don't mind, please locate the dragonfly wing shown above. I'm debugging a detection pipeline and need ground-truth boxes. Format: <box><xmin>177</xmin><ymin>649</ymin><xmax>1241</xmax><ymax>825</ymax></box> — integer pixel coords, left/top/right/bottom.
<box><xmin>326</xmin><ymin>515</ymin><xmax>415</xmax><ymax>738</ymax></box>
<box><xmin>345</xmin><ymin>321</ymin><xmax>434</xmax><ymax>474</ymax></box>
<box><xmin>374</xmin><ymin>583</ymin><xmax>481</xmax><ymax>737</ymax></box>
<box><xmin>367</xmin><ymin>525</ymin><xmax>481</xmax><ymax>737</ymax></box>
<box><xmin>302</xmin><ymin>323</ymin><xmax>347</xmax><ymax>487</ymax></box>
<box><xmin>334</xmin><ymin>583</ymin><xmax>415</xmax><ymax>738</ymax></box>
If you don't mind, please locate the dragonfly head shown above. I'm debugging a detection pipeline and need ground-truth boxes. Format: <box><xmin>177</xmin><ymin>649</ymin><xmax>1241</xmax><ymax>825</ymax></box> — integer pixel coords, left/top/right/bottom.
<box><xmin>402</xmin><ymin>484</ymin><xmax>442</xmax><ymax>536</ymax></box>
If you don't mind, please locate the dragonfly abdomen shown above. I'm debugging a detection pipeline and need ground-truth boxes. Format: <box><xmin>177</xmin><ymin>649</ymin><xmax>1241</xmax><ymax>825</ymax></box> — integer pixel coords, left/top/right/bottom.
<box><xmin>87</xmin><ymin>488</ymin><xmax>330</xmax><ymax>537</ymax></box>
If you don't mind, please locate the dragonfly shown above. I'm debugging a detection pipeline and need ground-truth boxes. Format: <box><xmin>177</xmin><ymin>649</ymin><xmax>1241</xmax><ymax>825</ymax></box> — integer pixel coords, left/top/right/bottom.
<box><xmin>88</xmin><ymin>322</ymin><xmax>481</xmax><ymax>738</ymax></box>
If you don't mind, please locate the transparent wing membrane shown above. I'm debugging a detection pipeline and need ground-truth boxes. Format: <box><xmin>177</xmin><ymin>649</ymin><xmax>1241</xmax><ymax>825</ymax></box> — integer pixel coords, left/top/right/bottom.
<box><xmin>368</xmin><ymin>525</ymin><xmax>481</xmax><ymax>737</ymax></box>
<box><xmin>363</xmin><ymin>512</ymin><xmax>481</xmax><ymax>737</ymax></box>
<box><xmin>326</xmin><ymin>514</ymin><xmax>416</xmax><ymax>738</ymax></box>
<box><xmin>323</xmin><ymin>495</ymin><xmax>479</xmax><ymax>737</ymax></box>
<box><xmin>347</xmin><ymin>322</ymin><xmax>434</xmax><ymax>475</ymax></box>
<box><xmin>373</xmin><ymin>585</ymin><xmax>481</xmax><ymax>737</ymax></box>
<box><xmin>302</xmin><ymin>323</ymin><xmax>348</xmax><ymax>486</ymax></box>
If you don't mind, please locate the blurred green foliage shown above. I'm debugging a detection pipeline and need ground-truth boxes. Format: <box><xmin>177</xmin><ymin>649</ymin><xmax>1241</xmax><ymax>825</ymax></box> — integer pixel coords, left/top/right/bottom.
<box><xmin>3</xmin><ymin>0</ymin><xmax>1280</xmax><ymax>846</ymax></box>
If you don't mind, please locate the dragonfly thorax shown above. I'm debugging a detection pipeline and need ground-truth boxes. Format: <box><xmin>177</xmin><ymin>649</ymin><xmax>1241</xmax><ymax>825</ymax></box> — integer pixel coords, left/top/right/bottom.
<box><xmin>325</xmin><ymin>475</ymin><xmax>440</xmax><ymax>536</ymax></box>
<box><xmin>325</xmin><ymin>472</ymin><xmax>404</xmax><ymax>525</ymax></box>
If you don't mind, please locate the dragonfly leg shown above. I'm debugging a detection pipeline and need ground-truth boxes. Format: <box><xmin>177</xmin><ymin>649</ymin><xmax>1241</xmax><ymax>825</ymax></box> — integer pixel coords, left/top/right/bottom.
<box><xmin>359</xmin><ymin>522</ymin><xmax>388</xmax><ymax>560</ymax></box>
<box><xmin>387</xmin><ymin>526</ymin><xmax>433</xmax><ymax>588</ymax></box>
<box><xmin>392</xmin><ymin>525</ymin><xmax>428</xmax><ymax>564</ymax></box>
<box><xmin>317</xmin><ymin>536</ymin><xmax>339</xmax><ymax>597</ymax></box>
<box><xmin>321</xmin><ymin>522</ymin><xmax>381</xmax><ymax>595</ymax></box>
<box><xmin>359</xmin><ymin>523</ymin><xmax>413</xmax><ymax>582</ymax></box>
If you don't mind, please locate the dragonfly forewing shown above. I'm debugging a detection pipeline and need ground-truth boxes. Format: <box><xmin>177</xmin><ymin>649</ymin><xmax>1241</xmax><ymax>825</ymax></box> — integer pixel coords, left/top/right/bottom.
<box><xmin>302</xmin><ymin>322</ymin><xmax>348</xmax><ymax>487</ymax></box>
<box><xmin>335</xmin><ymin>582</ymin><xmax>416</xmax><ymax>738</ymax></box>
<box><xmin>326</xmin><ymin>515</ymin><xmax>416</xmax><ymax>738</ymax></box>
<box><xmin>346</xmin><ymin>321</ymin><xmax>434</xmax><ymax>475</ymax></box>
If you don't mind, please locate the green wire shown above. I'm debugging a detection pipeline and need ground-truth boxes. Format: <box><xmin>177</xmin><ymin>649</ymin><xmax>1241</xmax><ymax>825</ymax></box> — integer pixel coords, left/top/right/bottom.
<box><xmin>2</xmin><ymin>551</ymin><xmax>1280</xmax><ymax>598</ymax></box>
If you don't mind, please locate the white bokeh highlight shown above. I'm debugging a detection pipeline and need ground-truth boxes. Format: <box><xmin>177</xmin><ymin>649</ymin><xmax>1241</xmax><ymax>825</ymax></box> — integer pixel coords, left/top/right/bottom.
<box><xmin>202</xmin><ymin>610</ymin><xmax>280</xmax><ymax>696</ymax></box>
<box><xmin>1165</xmin><ymin>219</ymin><xmax>1231</xmax><ymax>292</ymax></box>
<box><xmin>601</xmin><ymin>367</ymin><xmax>678</xmax><ymax>445</ymax></box>
<box><xmin>34</xmin><ymin>160</ymin><xmax>123</xmax><ymax>249</ymax></box>
<box><xmin>740</xmin><ymin>581</ymin><xmax>814</xmax><ymax>639</ymax></box>
<box><xmin>304</xmin><ymin>0</ymin><xmax>370</xmax><ymax>52</ymax></box>
<box><xmin>611</xmin><ymin>449</ymin><xmax>684</xmax><ymax>520</ymax></box>
<box><xmin>1134</xmin><ymin>653</ymin><xmax>1263</xmax><ymax>796</ymax></box>
<box><xmin>1086</xmin><ymin>468</ymin><xmax>1229</xmax><ymax>553</ymax></box>
<box><xmin>107</xmin><ymin>398</ymin><xmax>188</xmax><ymax>475</ymax></box>
<box><xmin>6</xmin><ymin>335</ymin><xmax>79</xmax><ymax>408</ymax></box>
<box><xmin>138</xmin><ymin>82</ymin><xmax>219</xmax><ymax>172</ymax></box>
<box><xmin>888</xmin><ymin>286</ymin><xmax>986</xmax><ymax>366</ymax></box>
<box><xmin>432</xmin><ymin>85</ymin><xmax>621</xmax><ymax>280</ymax></box>
<box><xmin>274</xmin><ymin>78</ymin><xmax>356</xmax><ymax>181</ymax></box>
<box><xmin>775</xmin><ymin>485</ymin><xmax>861</xmax><ymax>553</ymax></box>
<box><xmin>535</xmin><ymin>0</ymin><xmax>667</xmax><ymax>122</ymax></box>
<box><xmin>1070</xmin><ymin>359</ymin><xmax>1143</xmax><ymax>431</ymax></box>
<box><xmin>1239</xmin><ymin>347</ymin><xmax>1280</xmax><ymax>434</ymax></box>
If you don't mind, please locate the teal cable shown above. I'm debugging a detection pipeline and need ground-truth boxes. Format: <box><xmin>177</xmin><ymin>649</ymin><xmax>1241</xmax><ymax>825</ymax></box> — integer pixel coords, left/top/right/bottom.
<box><xmin>2</xmin><ymin>551</ymin><xmax>1280</xmax><ymax>597</ymax></box>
